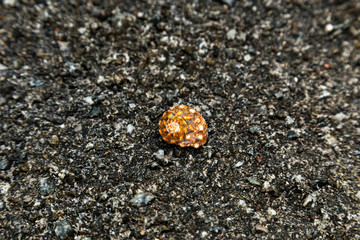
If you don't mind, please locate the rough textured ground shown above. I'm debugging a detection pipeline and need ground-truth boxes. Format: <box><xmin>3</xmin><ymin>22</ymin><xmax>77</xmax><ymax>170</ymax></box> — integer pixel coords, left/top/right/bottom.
<box><xmin>0</xmin><ymin>0</ymin><xmax>360</xmax><ymax>239</ymax></box>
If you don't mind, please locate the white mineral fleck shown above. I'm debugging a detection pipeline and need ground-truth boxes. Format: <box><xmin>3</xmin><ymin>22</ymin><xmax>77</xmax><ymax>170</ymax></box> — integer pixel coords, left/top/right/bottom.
<box><xmin>355</xmin><ymin>191</ymin><xmax>360</xmax><ymax>201</ymax></box>
<box><xmin>127</xmin><ymin>124</ymin><xmax>135</xmax><ymax>134</ymax></box>
<box><xmin>74</xmin><ymin>124</ymin><xmax>82</xmax><ymax>132</ymax></box>
<box><xmin>325</xmin><ymin>23</ymin><xmax>334</xmax><ymax>32</ymax></box>
<box><xmin>234</xmin><ymin>161</ymin><xmax>244</xmax><ymax>168</ymax></box>
<box><xmin>154</xmin><ymin>149</ymin><xmax>164</xmax><ymax>160</ymax></box>
<box><xmin>78</xmin><ymin>27</ymin><xmax>87</xmax><ymax>34</ymax></box>
<box><xmin>238</xmin><ymin>199</ymin><xmax>246</xmax><ymax>208</ymax></box>
<box><xmin>333</xmin><ymin>112</ymin><xmax>346</xmax><ymax>121</ymax></box>
<box><xmin>244</xmin><ymin>54</ymin><xmax>251</xmax><ymax>62</ymax></box>
<box><xmin>0</xmin><ymin>63</ymin><xmax>8</xmax><ymax>70</ymax></box>
<box><xmin>197</xmin><ymin>210</ymin><xmax>205</xmax><ymax>217</ymax></box>
<box><xmin>0</xmin><ymin>182</ymin><xmax>11</xmax><ymax>195</ymax></box>
<box><xmin>303</xmin><ymin>192</ymin><xmax>317</xmax><ymax>207</ymax></box>
<box><xmin>85</xmin><ymin>142</ymin><xmax>94</xmax><ymax>150</ymax></box>
<box><xmin>285</xmin><ymin>116</ymin><xmax>295</xmax><ymax>125</ymax></box>
<box><xmin>292</xmin><ymin>175</ymin><xmax>303</xmax><ymax>183</ymax></box>
<box><xmin>84</xmin><ymin>97</ymin><xmax>94</xmax><ymax>105</ymax></box>
<box><xmin>130</xmin><ymin>192</ymin><xmax>155</xmax><ymax>207</ymax></box>
<box><xmin>3</xmin><ymin>0</ymin><xmax>16</xmax><ymax>7</ymax></box>
<box><xmin>319</xmin><ymin>90</ymin><xmax>331</xmax><ymax>99</ymax></box>
<box><xmin>263</xmin><ymin>181</ymin><xmax>271</xmax><ymax>189</ymax></box>
<box><xmin>226</xmin><ymin>29</ymin><xmax>237</xmax><ymax>40</ymax></box>
<box><xmin>267</xmin><ymin>208</ymin><xmax>277</xmax><ymax>216</ymax></box>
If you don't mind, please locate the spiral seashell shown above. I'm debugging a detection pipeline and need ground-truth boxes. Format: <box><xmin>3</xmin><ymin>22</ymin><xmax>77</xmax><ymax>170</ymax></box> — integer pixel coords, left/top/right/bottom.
<box><xmin>159</xmin><ymin>105</ymin><xmax>208</xmax><ymax>148</ymax></box>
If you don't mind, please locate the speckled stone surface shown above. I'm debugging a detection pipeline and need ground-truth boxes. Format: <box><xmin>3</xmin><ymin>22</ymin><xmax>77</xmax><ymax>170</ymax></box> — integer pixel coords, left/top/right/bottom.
<box><xmin>0</xmin><ymin>0</ymin><xmax>359</xmax><ymax>239</ymax></box>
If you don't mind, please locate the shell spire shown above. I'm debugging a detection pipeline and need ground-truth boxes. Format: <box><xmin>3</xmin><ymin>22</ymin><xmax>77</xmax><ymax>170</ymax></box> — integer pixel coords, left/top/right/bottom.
<box><xmin>159</xmin><ymin>105</ymin><xmax>208</xmax><ymax>148</ymax></box>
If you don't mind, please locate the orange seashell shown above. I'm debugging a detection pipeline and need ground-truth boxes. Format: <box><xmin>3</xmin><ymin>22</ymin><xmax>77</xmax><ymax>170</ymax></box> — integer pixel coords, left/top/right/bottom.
<box><xmin>159</xmin><ymin>105</ymin><xmax>208</xmax><ymax>148</ymax></box>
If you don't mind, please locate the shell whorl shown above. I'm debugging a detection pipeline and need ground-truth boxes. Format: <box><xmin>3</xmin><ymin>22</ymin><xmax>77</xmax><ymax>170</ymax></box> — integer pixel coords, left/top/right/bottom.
<box><xmin>159</xmin><ymin>105</ymin><xmax>208</xmax><ymax>148</ymax></box>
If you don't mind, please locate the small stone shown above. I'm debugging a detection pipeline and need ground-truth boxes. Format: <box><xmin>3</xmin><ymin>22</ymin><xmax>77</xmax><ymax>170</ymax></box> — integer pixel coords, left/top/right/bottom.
<box><xmin>0</xmin><ymin>182</ymin><xmax>11</xmax><ymax>195</ymax></box>
<box><xmin>149</xmin><ymin>162</ymin><xmax>160</xmax><ymax>170</ymax></box>
<box><xmin>95</xmin><ymin>95</ymin><xmax>106</xmax><ymax>103</ymax></box>
<box><xmin>100</xmin><ymin>192</ymin><xmax>109</xmax><ymax>201</ymax></box>
<box><xmin>325</xmin><ymin>134</ymin><xmax>337</xmax><ymax>146</ymax></box>
<box><xmin>0</xmin><ymin>201</ymin><xmax>5</xmax><ymax>211</ymax></box>
<box><xmin>247</xmin><ymin>177</ymin><xmax>260</xmax><ymax>185</ymax></box>
<box><xmin>239</xmin><ymin>32</ymin><xmax>247</xmax><ymax>41</ymax></box>
<box><xmin>248</xmin><ymin>147</ymin><xmax>254</xmax><ymax>155</ymax></box>
<box><xmin>274</xmin><ymin>91</ymin><xmax>283</xmax><ymax>99</ymax></box>
<box><xmin>78</xmin><ymin>27</ymin><xmax>87</xmax><ymax>34</ymax></box>
<box><xmin>130</xmin><ymin>192</ymin><xmax>155</xmax><ymax>207</ymax></box>
<box><xmin>197</xmin><ymin>210</ymin><xmax>205</xmax><ymax>217</ymax></box>
<box><xmin>285</xmin><ymin>116</ymin><xmax>295</xmax><ymax>126</ymax></box>
<box><xmin>127</xmin><ymin>124</ymin><xmax>135</xmax><ymax>134</ymax></box>
<box><xmin>29</xmin><ymin>79</ymin><xmax>44</xmax><ymax>87</ymax></box>
<box><xmin>255</xmin><ymin>224</ymin><xmax>268</xmax><ymax>233</ymax></box>
<box><xmin>114</xmin><ymin>75</ymin><xmax>124</xmax><ymax>86</ymax></box>
<box><xmin>13</xmin><ymin>59</ymin><xmax>22</xmax><ymax>68</ymax></box>
<box><xmin>157</xmin><ymin>54</ymin><xmax>166</xmax><ymax>62</ymax></box>
<box><xmin>221</xmin><ymin>0</ymin><xmax>236</xmax><ymax>6</ymax></box>
<box><xmin>325</xmin><ymin>23</ymin><xmax>334</xmax><ymax>33</ymax></box>
<box><xmin>276</xmin><ymin>110</ymin><xmax>288</xmax><ymax>119</ymax></box>
<box><xmin>50</xmin><ymin>135</ymin><xmax>59</xmax><ymax>146</ymax></box>
<box><xmin>85</xmin><ymin>142</ymin><xmax>94</xmax><ymax>150</ymax></box>
<box><xmin>355</xmin><ymin>191</ymin><xmax>360</xmax><ymax>201</ymax></box>
<box><xmin>3</xmin><ymin>0</ymin><xmax>16</xmax><ymax>7</ymax></box>
<box><xmin>238</xmin><ymin>199</ymin><xmax>246</xmax><ymax>208</ymax></box>
<box><xmin>0</xmin><ymin>97</ymin><xmax>6</xmax><ymax>105</ymax></box>
<box><xmin>333</xmin><ymin>112</ymin><xmax>346</xmax><ymax>121</ymax></box>
<box><xmin>84</xmin><ymin>96</ymin><xmax>94</xmax><ymax>105</ymax></box>
<box><xmin>268</xmin><ymin>109</ymin><xmax>275</xmax><ymax>118</ymax></box>
<box><xmin>234</xmin><ymin>161</ymin><xmax>244</xmax><ymax>168</ymax></box>
<box><xmin>0</xmin><ymin>158</ymin><xmax>10</xmax><ymax>170</ymax></box>
<box><xmin>54</xmin><ymin>220</ymin><xmax>74</xmax><ymax>240</ymax></box>
<box><xmin>52</xmin><ymin>116</ymin><xmax>63</xmax><ymax>125</ymax></box>
<box><xmin>319</xmin><ymin>90</ymin><xmax>331</xmax><ymax>99</ymax></box>
<box><xmin>292</xmin><ymin>175</ymin><xmax>303</xmax><ymax>183</ymax></box>
<box><xmin>64</xmin><ymin>62</ymin><xmax>81</xmax><ymax>74</ymax></box>
<box><xmin>267</xmin><ymin>208</ymin><xmax>276</xmax><ymax>216</ymax></box>
<box><xmin>244</xmin><ymin>54</ymin><xmax>251</xmax><ymax>62</ymax></box>
<box><xmin>287</xmin><ymin>130</ymin><xmax>299</xmax><ymax>140</ymax></box>
<box><xmin>303</xmin><ymin>192</ymin><xmax>317</xmax><ymax>207</ymax></box>
<box><xmin>74</xmin><ymin>124</ymin><xmax>82</xmax><ymax>132</ymax></box>
<box><xmin>249</xmin><ymin>125</ymin><xmax>261</xmax><ymax>134</ymax></box>
<box><xmin>17</xmin><ymin>151</ymin><xmax>27</xmax><ymax>163</ymax></box>
<box><xmin>39</xmin><ymin>178</ymin><xmax>54</xmax><ymax>195</ymax></box>
<box><xmin>226</xmin><ymin>29</ymin><xmax>237</xmax><ymax>40</ymax></box>
<box><xmin>33</xmin><ymin>199</ymin><xmax>42</xmax><ymax>208</ymax></box>
<box><xmin>58</xmin><ymin>41</ymin><xmax>70</xmax><ymax>51</ymax></box>
<box><xmin>154</xmin><ymin>149</ymin><xmax>164</xmax><ymax>160</ymax></box>
<box><xmin>225</xmin><ymin>48</ymin><xmax>235</xmax><ymax>58</ymax></box>
<box><xmin>20</xmin><ymin>163</ymin><xmax>29</xmax><ymax>172</ymax></box>
<box><xmin>212</xmin><ymin>227</ymin><xmax>223</xmax><ymax>233</ymax></box>
<box><xmin>89</xmin><ymin>107</ymin><xmax>101</xmax><ymax>118</ymax></box>
<box><xmin>198</xmin><ymin>39</ymin><xmax>208</xmax><ymax>56</ymax></box>
<box><xmin>129</xmin><ymin>103</ymin><xmax>136</xmax><ymax>109</ymax></box>
<box><xmin>262</xmin><ymin>182</ymin><xmax>270</xmax><ymax>190</ymax></box>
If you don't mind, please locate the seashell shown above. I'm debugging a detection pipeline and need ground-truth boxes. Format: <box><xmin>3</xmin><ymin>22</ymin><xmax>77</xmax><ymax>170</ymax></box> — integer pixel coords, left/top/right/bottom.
<box><xmin>159</xmin><ymin>105</ymin><xmax>208</xmax><ymax>148</ymax></box>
